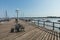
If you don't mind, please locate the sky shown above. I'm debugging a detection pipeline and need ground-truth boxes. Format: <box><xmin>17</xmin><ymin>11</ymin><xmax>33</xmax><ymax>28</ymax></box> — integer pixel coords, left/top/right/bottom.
<box><xmin>0</xmin><ymin>0</ymin><xmax>60</xmax><ymax>18</ymax></box>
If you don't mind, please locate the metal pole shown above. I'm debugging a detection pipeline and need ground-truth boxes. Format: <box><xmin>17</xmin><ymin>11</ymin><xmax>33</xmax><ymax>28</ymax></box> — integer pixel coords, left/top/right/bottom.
<box><xmin>43</xmin><ymin>21</ymin><xmax>45</xmax><ymax>27</ymax></box>
<box><xmin>38</xmin><ymin>20</ymin><xmax>39</xmax><ymax>27</ymax></box>
<box><xmin>59</xmin><ymin>27</ymin><xmax>60</xmax><ymax>38</ymax></box>
<box><xmin>5</xmin><ymin>10</ymin><xmax>8</xmax><ymax>19</ymax></box>
<box><xmin>53</xmin><ymin>22</ymin><xmax>54</xmax><ymax>30</ymax></box>
<box><xmin>16</xmin><ymin>9</ymin><xmax>19</xmax><ymax>23</ymax></box>
<box><xmin>17</xmin><ymin>10</ymin><xmax>18</xmax><ymax>21</ymax></box>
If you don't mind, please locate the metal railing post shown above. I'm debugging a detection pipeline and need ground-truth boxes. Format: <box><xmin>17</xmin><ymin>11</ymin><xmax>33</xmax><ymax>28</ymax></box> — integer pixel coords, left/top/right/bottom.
<box><xmin>53</xmin><ymin>22</ymin><xmax>54</xmax><ymax>30</ymax></box>
<box><xmin>38</xmin><ymin>20</ymin><xmax>39</xmax><ymax>27</ymax></box>
<box><xmin>59</xmin><ymin>27</ymin><xmax>60</xmax><ymax>38</ymax></box>
<box><xmin>33</xmin><ymin>20</ymin><xmax>35</xmax><ymax>24</ymax></box>
<box><xmin>43</xmin><ymin>21</ymin><xmax>45</xmax><ymax>27</ymax></box>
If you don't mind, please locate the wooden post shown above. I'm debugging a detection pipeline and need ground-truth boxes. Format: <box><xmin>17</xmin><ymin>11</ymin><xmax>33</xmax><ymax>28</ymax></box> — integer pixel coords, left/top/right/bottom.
<box><xmin>43</xmin><ymin>21</ymin><xmax>45</xmax><ymax>27</ymax></box>
<box><xmin>53</xmin><ymin>22</ymin><xmax>54</xmax><ymax>30</ymax></box>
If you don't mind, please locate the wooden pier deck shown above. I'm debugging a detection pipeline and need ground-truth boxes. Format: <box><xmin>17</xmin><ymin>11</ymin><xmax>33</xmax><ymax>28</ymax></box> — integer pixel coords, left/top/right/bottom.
<box><xmin>0</xmin><ymin>19</ymin><xmax>60</xmax><ymax>40</ymax></box>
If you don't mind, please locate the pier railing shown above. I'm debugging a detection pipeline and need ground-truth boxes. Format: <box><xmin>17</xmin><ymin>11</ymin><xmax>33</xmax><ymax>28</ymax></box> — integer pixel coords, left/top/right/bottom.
<box><xmin>21</xmin><ymin>19</ymin><xmax>60</xmax><ymax>32</ymax></box>
<box><xmin>20</xmin><ymin>18</ymin><xmax>60</xmax><ymax>39</ymax></box>
<box><xmin>30</xmin><ymin>20</ymin><xmax>60</xmax><ymax>38</ymax></box>
<box><xmin>32</xmin><ymin>20</ymin><xmax>60</xmax><ymax>31</ymax></box>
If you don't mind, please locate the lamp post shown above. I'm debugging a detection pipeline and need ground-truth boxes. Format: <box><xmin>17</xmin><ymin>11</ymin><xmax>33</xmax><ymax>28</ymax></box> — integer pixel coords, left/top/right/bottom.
<box><xmin>5</xmin><ymin>10</ymin><xmax>7</xmax><ymax>19</ymax></box>
<box><xmin>16</xmin><ymin>8</ymin><xmax>20</xmax><ymax>23</ymax></box>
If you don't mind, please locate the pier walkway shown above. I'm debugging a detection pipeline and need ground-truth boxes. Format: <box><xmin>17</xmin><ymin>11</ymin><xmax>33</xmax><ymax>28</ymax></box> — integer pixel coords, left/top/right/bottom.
<box><xmin>0</xmin><ymin>19</ymin><xmax>60</xmax><ymax>40</ymax></box>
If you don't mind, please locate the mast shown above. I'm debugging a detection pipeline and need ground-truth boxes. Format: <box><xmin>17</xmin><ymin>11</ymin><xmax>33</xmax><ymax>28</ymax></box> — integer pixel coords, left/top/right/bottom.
<box><xmin>5</xmin><ymin>10</ymin><xmax>8</xmax><ymax>19</ymax></box>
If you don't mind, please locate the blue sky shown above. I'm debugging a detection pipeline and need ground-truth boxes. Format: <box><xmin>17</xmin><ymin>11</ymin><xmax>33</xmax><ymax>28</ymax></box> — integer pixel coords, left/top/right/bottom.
<box><xmin>0</xmin><ymin>0</ymin><xmax>60</xmax><ymax>18</ymax></box>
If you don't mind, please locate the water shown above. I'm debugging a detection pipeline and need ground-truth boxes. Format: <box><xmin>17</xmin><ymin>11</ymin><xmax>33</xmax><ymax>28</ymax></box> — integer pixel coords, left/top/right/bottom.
<box><xmin>32</xmin><ymin>18</ymin><xmax>60</xmax><ymax>32</ymax></box>
<box><xmin>44</xmin><ymin>18</ymin><xmax>60</xmax><ymax>22</ymax></box>
<box><xmin>34</xmin><ymin>18</ymin><xmax>60</xmax><ymax>22</ymax></box>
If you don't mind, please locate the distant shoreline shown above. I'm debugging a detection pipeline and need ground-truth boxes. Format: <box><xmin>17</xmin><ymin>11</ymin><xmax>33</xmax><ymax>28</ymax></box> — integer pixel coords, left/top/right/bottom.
<box><xmin>0</xmin><ymin>16</ymin><xmax>60</xmax><ymax>19</ymax></box>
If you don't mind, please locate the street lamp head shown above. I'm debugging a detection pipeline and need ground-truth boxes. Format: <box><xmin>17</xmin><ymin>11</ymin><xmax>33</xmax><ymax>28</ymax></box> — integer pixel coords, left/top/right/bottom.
<box><xmin>16</xmin><ymin>8</ymin><xmax>20</xmax><ymax>13</ymax></box>
<box><xmin>16</xmin><ymin>8</ymin><xmax>20</xmax><ymax>11</ymax></box>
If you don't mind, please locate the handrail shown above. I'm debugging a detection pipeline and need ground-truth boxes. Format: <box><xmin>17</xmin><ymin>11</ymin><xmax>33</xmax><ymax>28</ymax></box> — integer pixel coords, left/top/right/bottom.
<box><xmin>20</xmin><ymin>18</ymin><xmax>60</xmax><ymax>38</ymax></box>
<box><xmin>32</xmin><ymin>20</ymin><xmax>60</xmax><ymax>31</ymax></box>
<box><xmin>31</xmin><ymin>20</ymin><xmax>60</xmax><ymax>38</ymax></box>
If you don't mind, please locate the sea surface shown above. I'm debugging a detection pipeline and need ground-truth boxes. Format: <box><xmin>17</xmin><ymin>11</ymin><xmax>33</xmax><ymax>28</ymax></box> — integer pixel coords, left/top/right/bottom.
<box><xmin>32</xmin><ymin>18</ymin><xmax>60</xmax><ymax>32</ymax></box>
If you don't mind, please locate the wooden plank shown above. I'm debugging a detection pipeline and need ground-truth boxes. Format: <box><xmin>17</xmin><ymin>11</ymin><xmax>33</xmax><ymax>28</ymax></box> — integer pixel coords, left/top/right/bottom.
<box><xmin>28</xmin><ymin>29</ymin><xmax>43</xmax><ymax>40</ymax></box>
<box><xmin>44</xmin><ymin>33</ymin><xmax>49</xmax><ymax>40</ymax></box>
<box><xmin>42</xmin><ymin>32</ymin><xmax>48</xmax><ymax>40</ymax></box>
<box><xmin>45</xmin><ymin>32</ymin><xmax>50</xmax><ymax>40</ymax></box>
<box><xmin>36</xmin><ymin>31</ymin><xmax>46</xmax><ymax>40</ymax></box>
